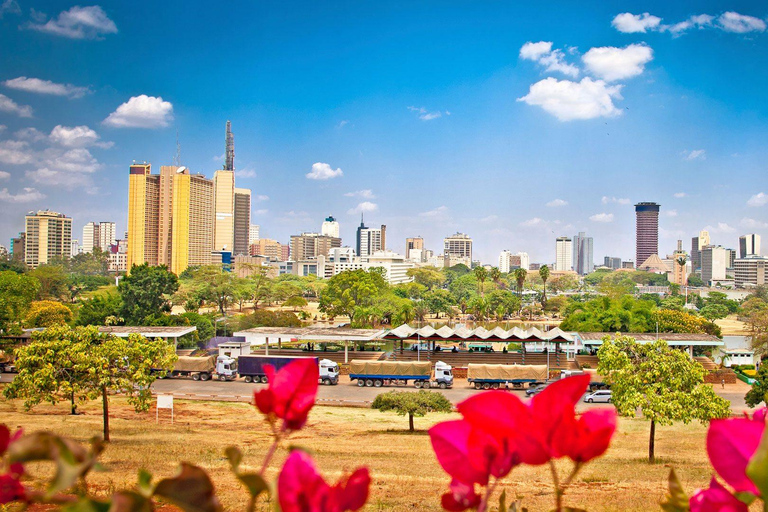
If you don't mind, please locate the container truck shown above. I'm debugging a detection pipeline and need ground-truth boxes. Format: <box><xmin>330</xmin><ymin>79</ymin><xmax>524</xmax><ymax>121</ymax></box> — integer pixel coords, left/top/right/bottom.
<box><xmin>349</xmin><ymin>360</ymin><xmax>453</xmax><ymax>389</ymax></box>
<box><xmin>237</xmin><ymin>355</ymin><xmax>339</xmax><ymax>385</ymax></box>
<box><xmin>162</xmin><ymin>355</ymin><xmax>237</xmax><ymax>381</ymax></box>
<box><xmin>467</xmin><ymin>363</ymin><xmax>547</xmax><ymax>390</ymax></box>
<box><xmin>562</xmin><ymin>368</ymin><xmax>608</xmax><ymax>391</ymax></box>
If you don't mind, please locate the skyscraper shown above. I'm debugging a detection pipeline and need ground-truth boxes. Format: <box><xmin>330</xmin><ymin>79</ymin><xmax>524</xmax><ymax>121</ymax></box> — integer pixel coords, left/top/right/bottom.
<box><xmin>82</xmin><ymin>222</ymin><xmax>98</xmax><ymax>253</ymax></box>
<box><xmin>24</xmin><ymin>210</ymin><xmax>72</xmax><ymax>268</ymax></box>
<box><xmin>701</xmin><ymin>245</ymin><xmax>727</xmax><ymax>284</ymax></box>
<box><xmin>170</xmin><ymin>169</ymin><xmax>214</xmax><ymax>274</ymax></box>
<box><xmin>691</xmin><ymin>230</ymin><xmax>711</xmax><ymax>271</ymax></box>
<box><xmin>322</xmin><ymin>215</ymin><xmax>340</xmax><ymax>238</ymax></box>
<box><xmin>555</xmin><ymin>236</ymin><xmax>572</xmax><ymax>271</ymax></box>
<box><xmin>233</xmin><ymin>188</ymin><xmax>251</xmax><ymax>255</ymax></box>
<box><xmin>443</xmin><ymin>233</ymin><xmax>472</xmax><ymax>261</ymax></box>
<box><xmin>740</xmin><ymin>234</ymin><xmax>762</xmax><ymax>258</ymax></box>
<box><xmin>98</xmin><ymin>222</ymin><xmax>116</xmax><ymax>250</ymax></box>
<box><xmin>213</xmin><ymin>170</ymin><xmax>235</xmax><ymax>251</ymax></box>
<box><xmin>572</xmin><ymin>231</ymin><xmax>594</xmax><ymax>275</ymax></box>
<box><xmin>356</xmin><ymin>216</ymin><xmax>386</xmax><ymax>258</ymax></box>
<box><xmin>635</xmin><ymin>202</ymin><xmax>660</xmax><ymax>268</ymax></box>
<box><xmin>127</xmin><ymin>163</ymin><xmax>159</xmax><ymax>269</ymax></box>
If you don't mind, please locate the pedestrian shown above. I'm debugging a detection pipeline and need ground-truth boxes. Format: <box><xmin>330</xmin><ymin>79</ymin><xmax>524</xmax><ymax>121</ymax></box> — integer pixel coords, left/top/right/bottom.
<box><xmin>721</xmin><ymin>378</ymin><xmax>725</xmax><ymax>389</ymax></box>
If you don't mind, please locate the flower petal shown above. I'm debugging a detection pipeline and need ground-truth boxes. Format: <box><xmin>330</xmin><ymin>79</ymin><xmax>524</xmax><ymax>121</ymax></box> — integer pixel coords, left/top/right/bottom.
<box><xmin>707</xmin><ymin>418</ymin><xmax>765</xmax><ymax>494</ymax></box>
<box><xmin>430</xmin><ymin>420</ymin><xmax>490</xmax><ymax>486</ymax></box>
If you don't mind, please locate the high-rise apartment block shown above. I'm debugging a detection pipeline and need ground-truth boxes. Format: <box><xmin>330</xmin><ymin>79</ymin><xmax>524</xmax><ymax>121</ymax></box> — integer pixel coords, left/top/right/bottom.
<box><xmin>233</xmin><ymin>188</ymin><xmax>251</xmax><ymax>255</ymax></box>
<box><xmin>290</xmin><ymin>233</ymin><xmax>342</xmax><ymax>261</ymax></box>
<box><xmin>691</xmin><ymin>230</ymin><xmax>710</xmax><ymax>271</ymax></box>
<box><xmin>635</xmin><ymin>202</ymin><xmax>660</xmax><ymax>268</ymax></box>
<box><xmin>249</xmin><ymin>224</ymin><xmax>260</xmax><ymax>245</ymax></box>
<box><xmin>82</xmin><ymin>222</ymin><xmax>98</xmax><ymax>253</ymax></box>
<box><xmin>24</xmin><ymin>210</ymin><xmax>72</xmax><ymax>268</ymax></box>
<box><xmin>170</xmin><ymin>170</ymin><xmax>214</xmax><ymax>274</ymax></box>
<box><xmin>357</xmin><ymin>218</ymin><xmax>386</xmax><ymax>258</ymax></box>
<box><xmin>444</xmin><ymin>233</ymin><xmax>472</xmax><ymax>263</ymax></box>
<box><xmin>735</xmin><ymin>256</ymin><xmax>768</xmax><ymax>288</ymax></box>
<box><xmin>701</xmin><ymin>245</ymin><xmax>727</xmax><ymax>285</ymax></box>
<box><xmin>555</xmin><ymin>236</ymin><xmax>572</xmax><ymax>272</ymax></box>
<box><xmin>98</xmin><ymin>222</ymin><xmax>116</xmax><ymax>250</ymax></box>
<box><xmin>250</xmin><ymin>238</ymin><xmax>285</xmax><ymax>261</ymax></box>
<box><xmin>604</xmin><ymin>256</ymin><xmax>622</xmax><ymax>269</ymax></box>
<box><xmin>10</xmin><ymin>232</ymin><xmax>25</xmax><ymax>262</ymax></box>
<box><xmin>499</xmin><ymin>250</ymin><xmax>529</xmax><ymax>272</ymax></box>
<box><xmin>321</xmin><ymin>216</ymin><xmax>340</xmax><ymax>239</ymax></box>
<box><xmin>572</xmin><ymin>231</ymin><xmax>593</xmax><ymax>275</ymax></box>
<box><xmin>740</xmin><ymin>234</ymin><xmax>762</xmax><ymax>258</ymax></box>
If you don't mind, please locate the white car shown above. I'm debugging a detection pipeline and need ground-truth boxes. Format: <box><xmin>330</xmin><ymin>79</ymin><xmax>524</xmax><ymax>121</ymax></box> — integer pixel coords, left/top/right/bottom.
<box><xmin>583</xmin><ymin>390</ymin><xmax>612</xmax><ymax>403</ymax></box>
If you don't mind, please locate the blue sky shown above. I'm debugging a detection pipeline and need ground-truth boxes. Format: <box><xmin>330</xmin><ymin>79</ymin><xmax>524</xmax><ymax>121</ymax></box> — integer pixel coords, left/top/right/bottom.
<box><xmin>0</xmin><ymin>1</ymin><xmax>767</xmax><ymax>265</ymax></box>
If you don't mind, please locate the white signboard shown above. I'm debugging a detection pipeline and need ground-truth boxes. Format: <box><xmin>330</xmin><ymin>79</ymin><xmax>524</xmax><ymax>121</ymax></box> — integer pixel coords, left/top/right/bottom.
<box><xmin>156</xmin><ymin>395</ymin><xmax>174</xmax><ymax>423</ymax></box>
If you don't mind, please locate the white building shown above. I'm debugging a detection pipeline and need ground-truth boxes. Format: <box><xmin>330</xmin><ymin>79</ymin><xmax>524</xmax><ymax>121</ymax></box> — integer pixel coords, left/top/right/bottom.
<box><xmin>98</xmin><ymin>222</ymin><xmax>116</xmax><ymax>250</ymax></box>
<box><xmin>70</xmin><ymin>239</ymin><xmax>81</xmax><ymax>257</ymax></box>
<box><xmin>740</xmin><ymin>234</ymin><xmax>762</xmax><ymax>258</ymax></box>
<box><xmin>321</xmin><ymin>215</ymin><xmax>340</xmax><ymax>238</ymax></box>
<box><xmin>364</xmin><ymin>250</ymin><xmax>415</xmax><ymax>284</ymax></box>
<box><xmin>444</xmin><ymin>233</ymin><xmax>472</xmax><ymax>262</ymax></box>
<box><xmin>82</xmin><ymin>222</ymin><xmax>98</xmax><ymax>253</ymax></box>
<box><xmin>735</xmin><ymin>256</ymin><xmax>768</xmax><ymax>288</ymax></box>
<box><xmin>249</xmin><ymin>224</ymin><xmax>260</xmax><ymax>246</ymax></box>
<box><xmin>555</xmin><ymin>237</ymin><xmax>573</xmax><ymax>272</ymax></box>
<box><xmin>499</xmin><ymin>250</ymin><xmax>512</xmax><ymax>273</ymax></box>
<box><xmin>701</xmin><ymin>245</ymin><xmax>727</xmax><ymax>285</ymax></box>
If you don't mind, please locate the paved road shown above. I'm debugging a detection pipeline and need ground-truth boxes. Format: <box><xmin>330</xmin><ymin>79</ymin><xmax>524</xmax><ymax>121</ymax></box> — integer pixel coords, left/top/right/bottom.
<box><xmin>149</xmin><ymin>376</ymin><xmax>753</xmax><ymax>413</ymax></box>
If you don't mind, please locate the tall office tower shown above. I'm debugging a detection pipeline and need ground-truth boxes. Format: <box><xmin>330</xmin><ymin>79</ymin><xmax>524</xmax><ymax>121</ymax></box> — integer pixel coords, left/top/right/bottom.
<box><xmin>98</xmin><ymin>222</ymin><xmax>116</xmax><ymax>249</ymax></box>
<box><xmin>604</xmin><ymin>256</ymin><xmax>622</xmax><ymax>270</ymax></box>
<box><xmin>170</xmin><ymin>169</ymin><xmax>214</xmax><ymax>274</ymax></box>
<box><xmin>24</xmin><ymin>210</ymin><xmax>72</xmax><ymax>268</ymax></box>
<box><xmin>499</xmin><ymin>250</ymin><xmax>512</xmax><ymax>273</ymax></box>
<box><xmin>443</xmin><ymin>233</ymin><xmax>473</xmax><ymax>261</ymax></box>
<box><xmin>406</xmin><ymin>237</ymin><xmax>424</xmax><ymax>260</ymax></box>
<box><xmin>127</xmin><ymin>163</ymin><xmax>160</xmax><ymax>269</ymax></box>
<box><xmin>572</xmin><ymin>231</ymin><xmax>594</xmax><ymax>275</ymax></box>
<box><xmin>740</xmin><ymin>234</ymin><xmax>762</xmax><ymax>258</ymax></box>
<box><xmin>513</xmin><ymin>252</ymin><xmax>530</xmax><ymax>271</ymax></box>
<box><xmin>213</xmin><ymin>170</ymin><xmax>235</xmax><ymax>251</ymax></box>
<box><xmin>321</xmin><ymin>215</ymin><xmax>340</xmax><ymax>238</ymax></box>
<box><xmin>701</xmin><ymin>245</ymin><xmax>727</xmax><ymax>284</ymax></box>
<box><xmin>70</xmin><ymin>239</ymin><xmax>81</xmax><ymax>258</ymax></box>
<box><xmin>249</xmin><ymin>224</ymin><xmax>260</xmax><ymax>245</ymax></box>
<box><xmin>691</xmin><ymin>230</ymin><xmax>710</xmax><ymax>271</ymax></box>
<box><xmin>290</xmin><ymin>233</ymin><xmax>342</xmax><ymax>261</ymax></box>
<box><xmin>224</xmin><ymin>120</ymin><xmax>235</xmax><ymax>171</ymax></box>
<box><xmin>635</xmin><ymin>202</ymin><xmax>660</xmax><ymax>268</ymax></box>
<box><xmin>157</xmin><ymin>165</ymin><xmax>175</xmax><ymax>266</ymax></box>
<box><xmin>356</xmin><ymin>217</ymin><xmax>386</xmax><ymax>258</ymax></box>
<box><xmin>555</xmin><ymin>236</ymin><xmax>573</xmax><ymax>271</ymax></box>
<box><xmin>82</xmin><ymin>222</ymin><xmax>98</xmax><ymax>253</ymax></box>
<box><xmin>233</xmin><ymin>188</ymin><xmax>251</xmax><ymax>255</ymax></box>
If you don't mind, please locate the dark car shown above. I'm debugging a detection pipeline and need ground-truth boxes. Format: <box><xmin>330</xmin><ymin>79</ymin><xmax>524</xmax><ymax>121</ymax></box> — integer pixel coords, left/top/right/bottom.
<box><xmin>525</xmin><ymin>384</ymin><xmax>547</xmax><ymax>396</ymax></box>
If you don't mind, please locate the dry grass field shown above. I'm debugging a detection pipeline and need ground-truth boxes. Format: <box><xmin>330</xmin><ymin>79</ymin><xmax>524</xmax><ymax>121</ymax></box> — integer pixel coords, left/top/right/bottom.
<box><xmin>0</xmin><ymin>396</ymin><xmax>716</xmax><ymax>511</ymax></box>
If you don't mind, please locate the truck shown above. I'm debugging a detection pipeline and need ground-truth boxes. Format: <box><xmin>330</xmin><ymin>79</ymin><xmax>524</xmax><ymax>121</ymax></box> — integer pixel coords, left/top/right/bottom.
<box><xmin>561</xmin><ymin>368</ymin><xmax>608</xmax><ymax>391</ymax></box>
<box><xmin>164</xmin><ymin>355</ymin><xmax>238</xmax><ymax>381</ymax></box>
<box><xmin>349</xmin><ymin>360</ymin><xmax>453</xmax><ymax>389</ymax></box>
<box><xmin>238</xmin><ymin>355</ymin><xmax>340</xmax><ymax>385</ymax></box>
<box><xmin>467</xmin><ymin>363</ymin><xmax>548</xmax><ymax>390</ymax></box>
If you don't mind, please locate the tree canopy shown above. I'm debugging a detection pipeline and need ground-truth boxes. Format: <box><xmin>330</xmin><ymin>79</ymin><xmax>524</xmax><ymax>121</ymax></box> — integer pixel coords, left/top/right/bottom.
<box><xmin>118</xmin><ymin>264</ymin><xmax>179</xmax><ymax>324</ymax></box>
<box><xmin>371</xmin><ymin>390</ymin><xmax>453</xmax><ymax>431</ymax></box>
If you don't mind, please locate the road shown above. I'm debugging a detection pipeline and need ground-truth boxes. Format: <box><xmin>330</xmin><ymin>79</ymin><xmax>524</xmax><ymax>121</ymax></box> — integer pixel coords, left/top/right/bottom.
<box><xmin>148</xmin><ymin>376</ymin><xmax>753</xmax><ymax>413</ymax></box>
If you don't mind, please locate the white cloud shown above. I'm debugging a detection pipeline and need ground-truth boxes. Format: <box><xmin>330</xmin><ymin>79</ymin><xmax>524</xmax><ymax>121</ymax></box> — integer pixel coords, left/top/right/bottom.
<box><xmin>0</xmin><ymin>93</ymin><xmax>32</xmax><ymax>117</ymax></box>
<box><xmin>49</xmin><ymin>125</ymin><xmax>111</xmax><ymax>148</ymax></box>
<box><xmin>0</xmin><ymin>125</ymin><xmax>5</xmax><ymax>133</ymax></box>
<box><xmin>345</xmin><ymin>189</ymin><xmax>375</xmax><ymax>199</ymax></box>
<box><xmin>612</xmin><ymin>12</ymin><xmax>662</xmax><ymax>33</ymax></box>
<box><xmin>546</xmin><ymin>198</ymin><xmax>568</xmax><ymax>207</ymax></box>
<box><xmin>704</xmin><ymin>222</ymin><xmax>736</xmax><ymax>234</ymax></box>
<box><xmin>408</xmin><ymin>106</ymin><xmax>445</xmax><ymax>121</ymax></box>
<box><xmin>14</xmin><ymin>127</ymin><xmax>46</xmax><ymax>142</ymax></box>
<box><xmin>667</xmin><ymin>15</ymin><xmax>714</xmax><ymax>34</ymax></box>
<box><xmin>26</xmin><ymin>168</ymin><xmax>94</xmax><ymax>190</ymax></box>
<box><xmin>741</xmin><ymin>218</ymin><xmax>768</xmax><ymax>230</ymax></box>
<box><xmin>582</xmin><ymin>44</ymin><xmax>653</xmax><ymax>82</ymax></box>
<box><xmin>663</xmin><ymin>209</ymin><xmax>678</xmax><ymax>217</ymax></box>
<box><xmin>684</xmin><ymin>149</ymin><xmax>706</xmax><ymax>161</ymax></box>
<box><xmin>0</xmin><ymin>187</ymin><xmax>45</xmax><ymax>202</ymax></box>
<box><xmin>517</xmin><ymin>77</ymin><xmax>623</xmax><ymax>121</ymax></box>
<box><xmin>103</xmin><ymin>95</ymin><xmax>173</xmax><ymax>128</ymax></box>
<box><xmin>306</xmin><ymin>162</ymin><xmax>343</xmax><ymax>180</ymax></box>
<box><xmin>520</xmin><ymin>217</ymin><xmax>545</xmax><ymax>227</ymax></box>
<box><xmin>601</xmin><ymin>196</ymin><xmax>631</xmax><ymax>205</ymax></box>
<box><xmin>480</xmin><ymin>215</ymin><xmax>498</xmax><ymax>223</ymax></box>
<box><xmin>255</xmin><ymin>194</ymin><xmax>269</xmax><ymax>202</ymax></box>
<box><xmin>3</xmin><ymin>77</ymin><xmax>90</xmax><ymax>98</ymax></box>
<box><xmin>519</xmin><ymin>41</ymin><xmax>579</xmax><ymax>77</ymax></box>
<box><xmin>347</xmin><ymin>201</ymin><xmax>378</xmax><ymax>215</ymax></box>
<box><xmin>236</xmin><ymin>168</ymin><xmax>257</xmax><ymax>178</ymax></box>
<box><xmin>747</xmin><ymin>192</ymin><xmax>768</xmax><ymax>207</ymax></box>
<box><xmin>590</xmin><ymin>213</ymin><xmax>614</xmax><ymax>223</ymax></box>
<box><xmin>0</xmin><ymin>170</ymin><xmax>9</xmax><ymax>180</ymax></box>
<box><xmin>419</xmin><ymin>205</ymin><xmax>449</xmax><ymax>217</ymax></box>
<box><xmin>254</xmin><ymin>209</ymin><xmax>268</xmax><ymax>216</ymax></box>
<box><xmin>0</xmin><ymin>140</ymin><xmax>33</xmax><ymax>165</ymax></box>
<box><xmin>718</xmin><ymin>12</ymin><xmax>766</xmax><ymax>33</ymax></box>
<box><xmin>337</xmin><ymin>120</ymin><xmax>349</xmax><ymax>128</ymax></box>
<box><xmin>0</xmin><ymin>0</ymin><xmax>21</xmax><ymax>18</ymax></box>
<box><xmin>28</xmin><ymin>5</ymin><xmax>117</xmax><ymax>39</ymax></box>
<box><xmin>674</xmin><ymin>192</ymin><xmax>687</xmax><ymax>198</ymax></box>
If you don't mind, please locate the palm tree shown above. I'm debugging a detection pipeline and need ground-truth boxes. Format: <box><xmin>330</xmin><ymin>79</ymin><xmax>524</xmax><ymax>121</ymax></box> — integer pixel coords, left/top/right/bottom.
<box><xmin>414</xmin><ymin>303</ymin><xmax>429</xmax><ymax>324</ymax></box>
<box><xmin>489</xmin><ymin>267</ymin><xmax>502</xmax><ymax>288</ymax></box>
<box><xmin>539</xmin><ymin>265</ymin><xmax>550</xmax><ymax>306</ymax></box>
<box><xmin>474</xmin><ymin>266</ymin><xmax>488</xmax><ymax>296</ymax></box>
<box><xmin>513</xmin><ymin>268</ymin><xmax>528</xmax><ymax>297</ymax></box>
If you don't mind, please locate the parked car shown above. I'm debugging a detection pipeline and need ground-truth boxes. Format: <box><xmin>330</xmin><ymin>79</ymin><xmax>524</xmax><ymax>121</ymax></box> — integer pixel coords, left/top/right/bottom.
<box><xmin>526</xmin><ymin>383</ymin><xmax>548</xmax><ymax>396</ymax></box>
<box><xmin>583</xmin><ymin>390</ymin><xmax>612</xmax><ymax>403</ymax></box>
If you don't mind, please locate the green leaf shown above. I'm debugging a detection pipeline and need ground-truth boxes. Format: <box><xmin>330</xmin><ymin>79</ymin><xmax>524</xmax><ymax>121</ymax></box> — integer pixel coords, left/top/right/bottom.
<box><xmin>137</xmin><ymin>469</ymin><xmax>153</xmax><ymax>497</ymax></box>
<box><xmin>236</xmin><ymin>473</ymin><xmax>270</xmax><ymax>499</ymax></box>
<box><xmin>498</xmin><ymin>489</ymin><xmax>507</xmax><ymax>512</ymax></box>
<box><xmin>746</xmin><ymin>421</ymin><xmax>768</xmax><ymax>499</ymax></box>
<box><xmin>660</xmin><ymin>469</ymin><xmax>689</xmax><ymax>512</ymax></box>
<box><xmin>63</xmin><ymin>497</ymin><xmax>111</xmax><ymax>512</ymax></box>
<box><xmin>225</xmin><ymin>446</ymin><xmax>242</xmax><ymax>472</ymax></box>
<box><xmin>153</xmin><ymin>463</ymin><xmax>222</xmax><ymax>512</ymax></box>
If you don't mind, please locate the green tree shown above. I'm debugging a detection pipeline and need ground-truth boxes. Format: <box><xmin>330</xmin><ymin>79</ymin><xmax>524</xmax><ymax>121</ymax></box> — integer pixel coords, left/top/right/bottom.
<box><xmin>25</xmin><ymin>300</ymin><xmax>73</xmax><ymax>327</ymax></box>
<box><xmin>539</xmin><ymin>265</ymin><xmax>550</xmax><ymax>305</ymax></box>
<box><xmin>371</xmin><ymin>390</ymin><xmax>453</xmax><ymax>431</ymax></box>
<box><xmin>28</xmin><ymin>264</ymin><xmax>69</xmax><ymax>300</ymax></box>
<box><xmin>468</xmin><ymin>296</ymin><xmax>489</xmax><ymax>322</ymax></box>
<box><xmin>76</xmin><ymin>291</ymin><xmax>122</xmax><ymax>326</ymax></box>
<box><xmin>448</xmin><ymin>274</ymin><xmax>478</xmax><ymax>303</ymax></box>
<box><xmin>748</xmin><ymin>310</ymin><xmax>768</xmax><ymax>357</ymax></box>
<box><xmin>473</xmin><ymin>266</ymin><xmax>488</xmax><ymax>296</ymax></box>
<box><xmin>423</xmin><ymin>289</ymin><xmax>455</xmax><ymax>318</ymax></box>
<box><xmin>745</xmin><ymin>364</ymin><xmax>768</xmax><ymax>408</ymax></box>
<box><xmin>119</xmin><ymin>264</ymin><xmax>179</xmax><ymax>324</ymax></box>
<box><xmin>513</xmin><ymin>268</ymin><xmax>527</xmax><ymax>296</ymax></box>
<box><xmin>0</xmin><ymin>270</ymin><xmax>40</xmax><ymax>334</ymax></box>
<box><xmin>319</xmin><ymin>269</ymin><xmax>388</xmax><ymax>320</ymax></box>
<box><xmin>489</xmin><ymin>267</ymin><xmax>502</xmax><ymax>287</ymax></box>
<box><xmin>284</xmin><ymin>295</ymin><xmax>308</xmax><ymax>312</ymax></box>
<box><xmin>687</xmin><ymin>274</ymin><xmax>704</xmax><ymax>287</ymax></box>
<box><xmin>68</xmin><ymin>248</ymin><xmax>110</xmax><ymax>276</ymax></box>
<box><xmin>406</xmin><ymin>266</ymin><xmax>446</xmax><ymax>290</ymax></box>
<box><xmin>597</xmin><ymin>335</ymin><xmax>730</xmax><ymax>463</ymax></box>
<box><xmin>699</xmin><ymin>304</ymin><xmax>729</xmax><ymax>321</ymax></box>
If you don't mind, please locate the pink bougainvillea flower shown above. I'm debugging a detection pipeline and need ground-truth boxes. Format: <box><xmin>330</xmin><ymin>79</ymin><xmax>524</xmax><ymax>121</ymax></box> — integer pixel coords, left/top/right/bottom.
<box><xmin>707</xmin><ymin>408</ymin><xmax>766</xmax><ymax>495</ymax></box>
<box><xmin>278</xmin><ymin>450</ymin><xmax>370</xmax><ymax>512</ymax></box>
<box><xmin>0</xmin><ymin>473</ymin><xmax>25</xmax><ymax>504</ymax></box>
<box><xmin>254</xmin><ymin>359</ymin><xmax>319</xmax><ymax>431</ymax></box>
<box><xmin>441</xmin><ymin>479</ymin><xmax>481</xmax><ymax>512</ymax></box>
<box><xmin>552</xmin><ymin>408</ymin><xmax>618</xmax><ymax>463</ymax></box>
<box><xmin>689</xmin><ymin>477</ymin><xmax>748</xmax><ymax>512</ymax></box>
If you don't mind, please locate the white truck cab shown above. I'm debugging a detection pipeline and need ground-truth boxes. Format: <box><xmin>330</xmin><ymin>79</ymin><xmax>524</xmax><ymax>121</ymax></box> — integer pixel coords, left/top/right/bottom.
<box><xmin>215</xmin><ymin>355</ymin><xmax>238</xmax><ymax>381</ymax></box>
<box><xmin>319</xmin><ymin>358</ymin><xmax>339</xmax><ymax>385</ymax></box>
<box><xmin>434</xmin><ymin>361</ymin><xmax>454</xmax><ymax>388</ymax></box>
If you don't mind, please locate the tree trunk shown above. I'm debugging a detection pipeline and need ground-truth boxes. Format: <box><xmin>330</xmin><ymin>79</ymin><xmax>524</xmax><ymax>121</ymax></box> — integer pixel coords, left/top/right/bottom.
<box><xmin>70</xmin><ymin>390</ymin><xmax>76</xmax><ymax>415</ymax></box>
<box><xmin>409</xmin><ymin>413</ymin><xmax>414</xmax><ymax>432</ymax></box>
<box><xmin>648</xmin><ymin>419</ymin><xmax>655</xmax><ymax>463</ymax></box>
<box><xmin>102</xmin><ymin>385</ymin><xmax>110</xmax><ymax>442</ymax></box>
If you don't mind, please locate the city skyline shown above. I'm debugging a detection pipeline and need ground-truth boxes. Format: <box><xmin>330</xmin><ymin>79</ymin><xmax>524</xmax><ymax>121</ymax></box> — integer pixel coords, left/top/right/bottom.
<box><xmin>1</xmin><ymin>2</ymin><xmax>767</xmax><ymax>263</ymax></box>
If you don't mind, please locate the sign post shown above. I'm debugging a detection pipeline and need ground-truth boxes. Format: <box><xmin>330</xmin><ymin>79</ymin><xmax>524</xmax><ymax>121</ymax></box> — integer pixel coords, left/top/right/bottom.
<box><xmin>156</xmin><ymin>395</ymin><xmax>174</xmax><ymax>424</ymax></box>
